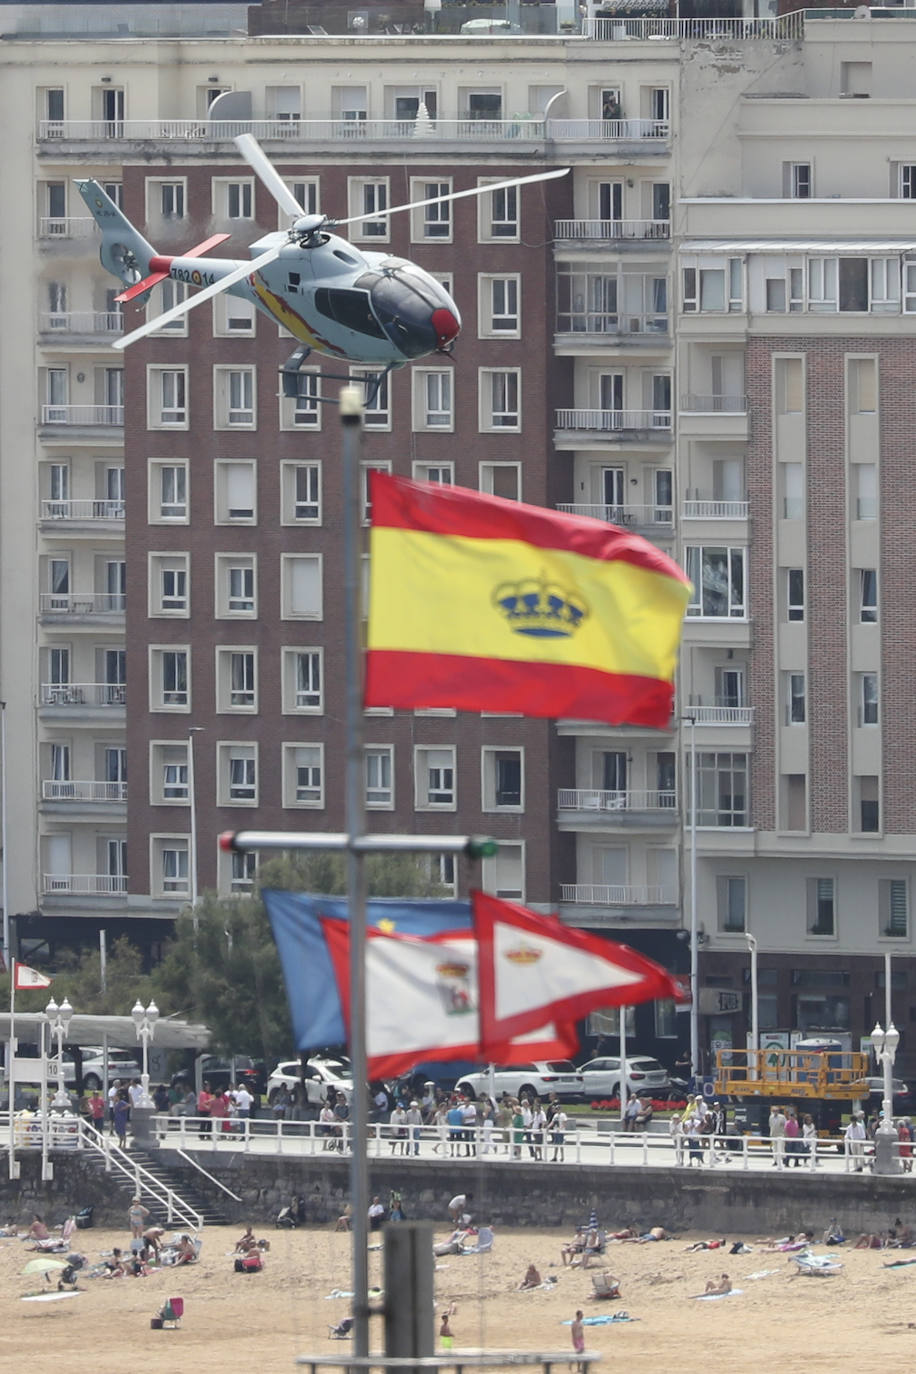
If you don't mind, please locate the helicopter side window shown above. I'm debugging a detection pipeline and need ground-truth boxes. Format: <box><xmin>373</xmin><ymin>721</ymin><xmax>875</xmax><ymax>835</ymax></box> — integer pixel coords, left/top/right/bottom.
<box><xmin>287</xmin><ymin>272</ymin><xmax>301</xmax><ymax>294</ymax></box>
<box><xmin>314</xmin><ymin>287</ymin><xmax>386</xmax><ymax>339</ymax></box>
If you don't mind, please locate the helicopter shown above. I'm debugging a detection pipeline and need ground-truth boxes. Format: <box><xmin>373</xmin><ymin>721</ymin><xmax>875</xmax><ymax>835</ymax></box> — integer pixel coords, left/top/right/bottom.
<box><xmin>76</xmin><ymin>135</ymin><xmax>568</xmax><ymax>399</ymax></box>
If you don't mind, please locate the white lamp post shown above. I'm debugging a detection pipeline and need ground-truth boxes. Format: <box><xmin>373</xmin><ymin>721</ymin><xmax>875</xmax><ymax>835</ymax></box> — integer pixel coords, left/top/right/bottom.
<box><xmin>44</xmin><ymin>996</ymin><xmax>74</xmax><ymax>1109</ymax></box>
<box><xmin>131</xmin><ymin>999</ymin><xmax>160</xmax><ymax>1108</ymax></box>
<box><xmin>745</xmin><ymin>932</ymin><xmax>758</xmax><ymax>1080</ymax></box>
<box><xmin>871</xmin><ymin>1020</ymin><xmax>901</xmax><ymax>1175</ymax></box>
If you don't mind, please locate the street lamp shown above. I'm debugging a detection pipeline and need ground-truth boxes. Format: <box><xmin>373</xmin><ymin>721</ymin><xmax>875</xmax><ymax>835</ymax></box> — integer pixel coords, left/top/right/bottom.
<box><xmin>131</xmin><ymin>999</ymin><xmax>160</xmax><ymax>1108</ymax></box>
<box><xmin>44</xmin><ymin>996</ymin><xmax>74</xmax><ymax>1109</ymax></box>
<box><xmin>745</xmin><ymin>932</ymin><xmax>758</xmax><ymax>1081</ymax></box>
<box><xmin>871</xmin><ymin>1020</ymin><xmax>901</xmax><ymax>1175</ymax></box>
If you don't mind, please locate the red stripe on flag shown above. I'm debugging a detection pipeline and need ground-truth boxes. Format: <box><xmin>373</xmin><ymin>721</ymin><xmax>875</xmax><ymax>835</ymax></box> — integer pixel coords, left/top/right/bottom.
<box><xmin>370</xmin><ymin>472</ymin><xmax>690</xmax><ymax>582</ymax></box>
<box><xmin>365</xmin><ymin>650</ymin><xmax>675</xmax><ymax>728</ymax></box>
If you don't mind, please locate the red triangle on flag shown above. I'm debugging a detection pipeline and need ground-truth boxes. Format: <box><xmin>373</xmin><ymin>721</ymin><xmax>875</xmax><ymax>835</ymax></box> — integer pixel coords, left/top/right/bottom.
<box><xmin>474</xmin><ymin>890</ymin><xmax>683</xmax><ymax>1055</ymax></box>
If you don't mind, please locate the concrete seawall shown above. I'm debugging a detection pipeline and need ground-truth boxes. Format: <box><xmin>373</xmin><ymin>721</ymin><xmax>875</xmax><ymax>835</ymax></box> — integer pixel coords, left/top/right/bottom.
<box><xmin>1</xmin><ymin>1151</ymin><xmax>910</xmax><ymax>1235</ymax></box>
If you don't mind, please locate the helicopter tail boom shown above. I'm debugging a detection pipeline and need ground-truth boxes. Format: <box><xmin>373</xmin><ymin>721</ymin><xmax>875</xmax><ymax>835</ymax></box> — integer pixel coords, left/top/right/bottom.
<box><xmin>74</xmin><ymin>179</ymin><xmax>159</xmax><ymax>292</ymax></box>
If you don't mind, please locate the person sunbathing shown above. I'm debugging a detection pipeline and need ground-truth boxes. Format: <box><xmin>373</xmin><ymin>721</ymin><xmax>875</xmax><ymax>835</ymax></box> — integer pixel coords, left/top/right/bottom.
<box><xmin>175</xmin><ymin>1234</ymin><xmax>198</xmax><ymax>1264</ymax></box>
<box><xmin>704</xmin><ymin>1273</ymin><xmax>732</xmax><ymax>1295</ymax></box>
<box><xmin>685</xmin><ymin>1237</ymin><xmax>727</xmax><ymax>1251</ymax></box>
<box><xmin>235</xmin><ymin>1226</ymin><xmax>256</xmax><ymax>1252</ymax></box>
<box><xmin>621</xmin><ymin>1226</ymin><xmax>668</xmax><ymax>1243</ymax></box>
<box><xmin>853</xmin><ymin>1232</ymin><xmax>884</xmax><ymax>1249</ymax></box>
<box><xmin>433</xmin><ymin>1228</ymin><xmax>469</xmax><ymax>1257</ymax></box>
<box><xmin>570</xmin><ymin>1228</ymin><xmax>604</xmax><ymax>1267</ymax></box>
<box><xmin>26</xmin><ymin>1215</ymin><xmax>49</xmax><ymax>1243</ymax></box>
<box><xmin>518</xmin><ymin>1263</ymin><xmax>541</xmax><ymax>1290</ymax></box>
<box><xmin>102</xmin><ymin>1248</ymin><xmax>126</xmax><ymax>1277</ymax></box>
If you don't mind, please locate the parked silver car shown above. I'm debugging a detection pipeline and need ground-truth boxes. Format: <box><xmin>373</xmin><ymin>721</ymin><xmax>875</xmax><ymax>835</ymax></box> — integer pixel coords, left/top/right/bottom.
<box><xmin>578</xmin><ymin>1055</ymin><xmax>671</xmax><ymax>1100</ymax></box>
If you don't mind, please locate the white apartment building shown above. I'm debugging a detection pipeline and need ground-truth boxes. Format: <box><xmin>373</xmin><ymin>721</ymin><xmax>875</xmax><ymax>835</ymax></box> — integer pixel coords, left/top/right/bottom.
<box><xmin>1</xmin><ymin>7</ymin><xmax>915</xmax><ymax>1070</ymax></box>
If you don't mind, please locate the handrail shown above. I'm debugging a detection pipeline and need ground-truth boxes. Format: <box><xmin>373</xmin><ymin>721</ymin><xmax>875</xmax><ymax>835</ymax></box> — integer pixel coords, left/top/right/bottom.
<box><xmin>76</xmin><ymin>1120</ymin><xmax>204</xmax><ymax>1230</ymax></box>
<box><xmin>175</xmin><ymin>1147</ymin><xmax>243</xmax><ymax>1202</ymax></box>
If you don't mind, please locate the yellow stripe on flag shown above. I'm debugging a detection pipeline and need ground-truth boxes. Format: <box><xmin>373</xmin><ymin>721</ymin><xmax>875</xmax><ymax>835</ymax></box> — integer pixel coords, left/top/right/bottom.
<box><xmin>368</xmin><ymin>527</ymin><xmax>688</xmax><ymax>681</ymax></box>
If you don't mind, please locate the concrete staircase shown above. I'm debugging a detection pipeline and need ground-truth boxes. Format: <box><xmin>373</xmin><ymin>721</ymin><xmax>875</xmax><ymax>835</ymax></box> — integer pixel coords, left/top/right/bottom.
<box><xmin>79</xmin><ymin>1140</ymin><xmax>231</xmax><ymax>1227</ymax></box>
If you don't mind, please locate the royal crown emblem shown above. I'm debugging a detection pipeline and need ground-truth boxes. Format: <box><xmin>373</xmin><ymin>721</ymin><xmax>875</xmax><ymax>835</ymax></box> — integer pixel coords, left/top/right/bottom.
<box><xmin>492</xmin><ymin>575</ymin><xmax>589</xmax><ymax>638</ymax></box>
<box><xmin>504</xmin><ymin>944</ymin><xmax>543</xmax><ymax>966</ymax></box>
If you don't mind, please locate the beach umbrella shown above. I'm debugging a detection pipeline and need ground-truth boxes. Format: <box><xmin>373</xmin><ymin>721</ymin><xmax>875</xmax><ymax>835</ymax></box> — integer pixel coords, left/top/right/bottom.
<box><xmin>22</xmin><ymin>1258</ymin><xmax>67</xmax><ymax>1276</ymax></box>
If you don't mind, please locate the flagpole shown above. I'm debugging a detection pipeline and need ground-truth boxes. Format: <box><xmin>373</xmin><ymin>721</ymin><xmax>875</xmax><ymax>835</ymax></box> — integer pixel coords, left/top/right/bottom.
<box><xmin>7</xmin><ymin>961</ymin><xmax>16</xmax><ymax>1179</ymax></box>
<box><xmin>340</xmin><ymin>384</ymin><xmax>370</xmax><ymax>1360</ymax></box>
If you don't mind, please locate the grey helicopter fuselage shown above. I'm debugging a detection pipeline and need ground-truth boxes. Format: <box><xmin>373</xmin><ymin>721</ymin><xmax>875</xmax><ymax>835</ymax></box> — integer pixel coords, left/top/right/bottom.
<box><xmin>152</xmin><ymin>228</ymin><xmax>461</xmax><ymax>366</ymax></box>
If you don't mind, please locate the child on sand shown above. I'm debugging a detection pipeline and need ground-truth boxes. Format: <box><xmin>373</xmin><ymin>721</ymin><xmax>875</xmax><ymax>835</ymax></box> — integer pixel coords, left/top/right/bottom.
<box><xmin>570</xmin><ymin>1310</ymin><xmax>585</xmax><ymax>1371</ymax></box>
<box><xmin>439</xmin><ymin>1309</ymin><xmax>454</xmax><ymax>1350</ymax></box>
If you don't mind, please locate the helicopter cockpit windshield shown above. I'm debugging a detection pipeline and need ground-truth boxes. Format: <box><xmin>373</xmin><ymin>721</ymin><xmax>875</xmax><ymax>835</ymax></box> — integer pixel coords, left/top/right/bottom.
<box><xmin>359</xmin><ymin>265</ymin><xmax>459</xmax><ymax>360</ymax></box>
<box><xmin>313</xmin><ymin>286</ymin><xmax>386</xmax><ymax>339</ymax></box>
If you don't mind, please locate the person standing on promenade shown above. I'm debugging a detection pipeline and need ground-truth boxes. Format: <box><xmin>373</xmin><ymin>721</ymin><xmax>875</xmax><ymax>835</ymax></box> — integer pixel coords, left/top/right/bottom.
<box><xmin>769</xmin><ymin>1105</ymin><xmax>786</xmax><ymax>1168</ymax></box>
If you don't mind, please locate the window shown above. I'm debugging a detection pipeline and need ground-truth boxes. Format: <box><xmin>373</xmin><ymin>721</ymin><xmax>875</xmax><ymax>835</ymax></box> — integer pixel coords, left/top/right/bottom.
<box><xmin>216</xmin><ymin>649</ymin><xmax>257</xmax><ymax>711</ymax></box>
<box><xmin>479</xmin><ymin>463</ymin><xmax>521</xmax><ymax>500</ymax></box>
<box><xmin>426</xmin><ymin>853</ymin><xmax>457</xmax><ymax>896</ymax></box>
<box><xmin>807</xmin><ymin>877</ymin><xmax>836</xmax><ymax>937</ymax></box>
<box><xmin>281</xmin><ymin>554</ymin><xmax>323</xmax><ymax>619</ymax></box>
<box><xmin>695</xmin><ymin>752</ymin><xmax>748</xmax><ymax>828</ymax></box>
<box><xmin>412</xmin><ymin>462</ymin><xmax>454</xmax><ymax>485</ymax></box>
<box><xmin>42</xmin><ymin>86</ymin><xmax>65</xmax><ymax>132</ymax></box>
<box><xmin>214</xmin><ymin>367</ymin><xmax>255</xmax><ymax>428</ymax></box>
<box><xmin>783</xmin><ymin>162</ymin><xmax>812</xmax><ymax>199</ymax></box>
<box><xmin>482</xmin><ymin>748</ymin><xmax>523</xmax><ymax>811</ymax></box>
<box><xmin>685</xmin><ymin>547</ymin><xmax>746</xmax><ymax>618</ymax></box>
<box><xmin>149</xmin><ymin>554</ymin><xmax>189</xmax><ymax>616</ymax></box>
<box><xmin>415</xmin><ymin>746</ymin><xmax>456</xmax><ymax>808</ymax></box>
<box><xmin>280</xmin><ymin>371</ymin><xmax>321</xmax><ymax>429</ymax></box>
<box><xmin>360</xmin><ymin>462</ymin><xmax>391</xmax><ymax>524</ymax></box>
<box><xmin>229</xmin><ymin>849</ymin><xmax>258</xmax><ymax>893</ymax></box>
<box><xmin>880</xmin><ymin>879</ymin><xmax>908</xmax><ymax>938</ymax></box>
<box><xmin>859</xmin><ymin>568</ymin><xmax>878</xmax><ymax>623</ymax></box>
<box><xmin>855</xmin><ymin>464</ymin><xmax>877</xmax><ymax>520</ymax></box>
<box><xmin>870</xmin><ymin>258</ymin><xmax>900</xmax><ymax>312</ymax></box>
<box><xmin>216</xmin><ymin>555</ymin><xmax>257</xmax><ymax>617</ymax></box>
<box><xmin>899</xmin><ymin>165</ymin><xmax>916</xmax><ymax>199</ymax></box>
<box><xmin>281</xmin><ymin>462</ymin><xmax>321</xmax><ymax>523</ymax></box>
<box><xmin>153</xmin><ymin>837</ymin><xmax>189</xmax><ymax>897</ymax></box>
<box><xmin>786</xmin><ymin>568</ymin><xmax>805</xmax><ymax>622</ymax></box>
<box><xmin>785</xmin><ymin>672</ymin><xmax>806</xmax><ymax>725</ymax></box>
<box><xmin>840</xmin><ymin>258</ymin><xmax>868</xmax><ymax>312</ymax></box>
<box><xmin>855</xmin><ymin>775</ymin><xmax>879</xmax><ymax>833</ymax></box>
<box><xmin>465</xmin><ymin>90</ymin><xmax>502</xmax><ymax>123</ymax></box>
<box><xmin>283</xmin><ymin>743</ymin><xmax>324</xmax><ymax>807</ymax></box>
<box><xmin>481</xmin><ymin>842</ymin><xmax>525</xmax><ymax>901</ymax></box>
<box><xmin>214</xmin><ymin>460</ymin><xmax>256</xmax><ymax>523</ymax></box>
<box><xmin>349</xmin><ymin>178</ymin><xmax>389</xmax><ymax>240</ymax></box>
<box><xmin>213</xmin><ymin>178</ymin><xmax>254</xmax><ymax>220</ymax></box>
<box><xmin>345</xmin><ymin>369</ymin><xmax>390</xmax><ymax>430</ymax></box>
<box><xmin>148</xmin><ymin>367</ymin><xmax>188</xmax><ymax>428</ymax></box>
<box><xmin>717</xmin><ymin>875</ymin><xmax>747</xmax><ymax>933</ymax></box>
<box><xmin>147</xmin><ymin>179</ymin><xmax>186</xmax><ymax>221</ymax></box>
<box><xmin>782</xmin><ymin>462</ymin><xmax>804</xmax><ymax>519</ymax></box>
<box><xmin>479</xmin><ymin>275</ymin><xmax>520</xmax><ymax>337</ymax></box>
<box><xmin>480</xmin><ymin>369</ymin><xmax>520</xmax><ymax>431</ymax></box>
<box><xmin>150</xmin><ymin>461</ymin><xmax>188</xmax><ymax>522</ymax></box>
<box><xmin>150</xmin><ymin>647</ymin><xmax>189</xmax><ymax>711</ymax></box>
<box><xmin>284</xmin><ymin>179</ymin><xmax>319</xmax><ymax>220</ymax></box>
<box><xmin>654</xmin><ymin>999</ymin><xmax>677</xmax><ymax>1038</ymax></box>
<box><xmin>808</xmin><ymin>257</ymin><xmax>838</xmax><ymax>311</ymax></box>
<box><xmin>681</xmin><ymin>259</ymin><xmax>743</xmax><ymax>313</ymax></box>
<box><xmin>365</xmin><ymin>745</ymin><xmax>394</xmax><ymax>808</ymax></box>
<box><xmin>858</xmin><ymin>672</ymin><xmax>878</xmax><ymax>726</ymax></box>
<box><xmin>219</xmin><ymin>743</ymin><xmax>258</xmax><ymax>804</ymax></box>
<box><xmin>213</xmin><ymin>293</ymin><xmax>256</xmax><ymax>336</ymax></box>
<box><xmin>150</xmin><ymin>742</ymin><xmax>189</xmax><ymax>805</ymax></box>
<box><xmin>478</xmin><ymin>178</ymin><xmax>518</xmax><ymax>242</ymax></box>
<box><xmin>410</xmin><ymin>179</ymin><xmax>452</xmax><ymax>241</ymax></box>
<box><xmin>848</xmin><ymin>357</ymin><xmax>877</xmax><ymax>414</ymax></box>
<box><xmin>282</xmin><ymin>648</ymin><xmax>323</xmax><ymax>713</ymax></box>
<box><xmin>413</xmin><ymin>370</ymin><xmax>453</xmax><ymax>430</ymax></box>
<box><xmin>774</xmin><ymin>357</ymin><xmax>804</xmax><ymax>414</ymax></box>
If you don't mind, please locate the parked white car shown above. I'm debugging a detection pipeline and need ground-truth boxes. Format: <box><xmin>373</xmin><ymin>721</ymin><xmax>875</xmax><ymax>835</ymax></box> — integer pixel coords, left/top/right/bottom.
<box><xmin>578</xmin><ymin>1055</ymin><xmax>671</xmax><ymax>1100</ymax></box>
<box><xmin>267</xmin><ymin>1057</ymin><xmax>354</xmax><ymax>1107</ymax></box>
<box><xmin>454</xmin><ymin>1061</ymin><xmax>584</xmax><ymax>1102</ymax></box>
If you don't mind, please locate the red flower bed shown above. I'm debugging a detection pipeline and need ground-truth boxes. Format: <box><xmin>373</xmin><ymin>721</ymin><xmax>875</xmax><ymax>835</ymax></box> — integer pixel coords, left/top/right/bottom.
<box><xmin>589</xmin><ymin>1097</ymin><xmax>686</xmax><ymax>1112</ymax></box>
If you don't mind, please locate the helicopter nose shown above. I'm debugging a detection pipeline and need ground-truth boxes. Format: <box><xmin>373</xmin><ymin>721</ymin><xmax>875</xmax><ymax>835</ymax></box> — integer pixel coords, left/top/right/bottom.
<box><xmin>431</xmin><ymin>306</ymin><xmax>460</xmax><ymax>349</ymax></box>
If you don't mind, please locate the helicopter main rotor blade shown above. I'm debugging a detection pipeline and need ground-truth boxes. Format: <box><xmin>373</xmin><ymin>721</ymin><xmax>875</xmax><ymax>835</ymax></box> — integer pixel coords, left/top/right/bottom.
<box><xmin>338</xmin><ymin>166</ymin><xmax>569</xmax><ymax>229</ymax></box>
<box><xmin>112</xmin><ymin>245</ymin><xmax>283</xmax><ymax>351</ymax></box>
<box><xmin>234</xmin><ymin>133</ymin><xmax>306</xmax><ymax>222</ymax></box>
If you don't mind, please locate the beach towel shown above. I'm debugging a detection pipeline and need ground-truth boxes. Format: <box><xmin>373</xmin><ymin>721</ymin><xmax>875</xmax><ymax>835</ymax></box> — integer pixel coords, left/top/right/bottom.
<box><xmin>690</xmin><ymin>1289</ymin><xmax>744</xmax><ymax>1300</ymax></box>
<box><xmin>746</xmin><ymin>1269</ymin><xmax>781</xmax><ymax>1280</ymax></box>
<box><xmin>563</xmin><ymin>1312</ymin><xmax>636</xmax><ymax>1325</ymax></box>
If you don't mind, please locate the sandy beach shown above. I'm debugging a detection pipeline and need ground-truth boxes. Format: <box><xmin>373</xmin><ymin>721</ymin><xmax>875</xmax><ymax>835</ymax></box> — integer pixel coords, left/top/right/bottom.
<box><xmin>0</xmin><ymin>1219</ymin><xmax>913</xmax><ymax>1373</ymax></box>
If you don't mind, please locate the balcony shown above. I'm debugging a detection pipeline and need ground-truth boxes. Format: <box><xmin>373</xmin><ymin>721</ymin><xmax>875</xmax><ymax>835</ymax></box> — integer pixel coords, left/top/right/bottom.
<box><xmin>682</xmin><ymin>499</ymin><xmax>749</xmax><ymax>520</ymax></box>
<box><xmin>558</xmin><ymin>883</ymin><xmax>679</xmax><ymax>926</ymax></box>
<box><xmin>584</xmin><ymin>14</ymin><xmax>803</xmax><ymax>40</ymax></box>
<box><xmin>39</xmin><ymin>593</ymin><xmax>125</xmax><ymax>622</ymax></box>
<box><xmin>40</xmin><ymin>499</ymin><xmax>124</xmax><ymax>526</ymax></box>
<box><xmin>686</xmin><ymin>705</ymin><xmax>755</xmax><ymax>726</ymax></box>
<box><xmin>38</xmin><ymin>311</ymin><xmax>123</xmax><ymax>341</ymax></box>
<box><xmin>38</xmin><ymin>217</ymin><xmax>96</xmax><ymax>242</ymax></box>
<box><xmin>545</xmin><ymin>118</ymin><xmax>669</xmax><ymax>147</ymax></box>
<box><xmin>555</xmin><ymin>219</ymin><xmax>670</xmax><ymax>244</ymax></box>
<box><xmin>41</xmin><ymin>780</ymin><xmax>127</xmax><ymax>803</ymax></box>
<box><xmin>40</xmin><ymin>682</ymin><xmax>126</xmax><ymax>708</ymax></box>
<box><xmin>679</xmin><ymin>394</ymin><xmax>749</xmax><ymax>440</ymax></box>
<box><xmin>555</xmin><ymin>502</ymin><xmax>673</xmax><ymax>533</ymax></box>
<box><xmin>557</xmin><ymin>788</ymin><xmax>679</xmax><ymax>829</ymax></box>
<box><xmin>40</xmin><ymin>405</ymin><xmax>123</xmax><ymax>427</ymax></box>
<box><xmin>554</xmin><ymin>409</ymin><xmax>672</xmax><ymax>444</ymax></box>
<box><xmin>42</xmin><ymin>873</ymin><xmax>127</xmax><ymax>896</ymax></box>
<box><xmin>554</xmin><ymin>313</ymin><xmax>670</xmax><ymax>349</ymax></box>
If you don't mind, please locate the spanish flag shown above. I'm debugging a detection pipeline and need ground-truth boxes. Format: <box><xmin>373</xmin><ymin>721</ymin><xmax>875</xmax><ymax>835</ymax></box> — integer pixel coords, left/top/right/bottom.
<box><xmin>365</xmin><ymin>474</ymin><xmax>690</xmax><ymax>727</ymax></box>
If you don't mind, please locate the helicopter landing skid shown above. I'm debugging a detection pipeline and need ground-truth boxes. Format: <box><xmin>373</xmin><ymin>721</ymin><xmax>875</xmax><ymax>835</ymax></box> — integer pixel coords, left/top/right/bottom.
<box><xmin>278</xmin><ymin>356</ymin><xmax>394</xmax><ymax>409</ymax></box>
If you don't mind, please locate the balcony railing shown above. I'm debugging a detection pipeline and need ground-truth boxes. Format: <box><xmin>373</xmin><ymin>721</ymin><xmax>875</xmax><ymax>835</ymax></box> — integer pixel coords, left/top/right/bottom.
<box><xmin>40</xmin><ymin>683</ymin><xmax>126</xmax><ymax>707</ymax></box>
<box><xmin>556</xmin><ymin>313</ymin><xmax>669</xmax><ymax>337</ymax></box>
<box><xmin>680</xmin><ymin>394</ymin><xmax>747</xmax><ymax>413</ymax></box>
<box><xmin>560</xmin><ymin>883</ymin><xmax>677</xmax><ymax>906</ymax></box>
<box><xmin>558</xmin><ymin>788</ymin><xmax>678</xmax><ymax>813</ymax></box>
<box><xmin>41</xmin><ymin>499</ymin><xmax>124</xmax><ymax>521</ymax></box>
<box><xmin>555</xmin><ymin>408</ymin><xmax>672</xmax><ymax>433</ymax></box>
<box><xmin>687</xmin><ymin>705</ymin><xmax>755</xmax><ymax>726</ymax></box>
<box><xmin>682</xmin><ymin>499</ymin><xmax>749</xmax><ymax>519</ymax></box>
<box><xmin>585</xmin><ymin>14</ymin><xmax>804</xmax><ymax>40</ymax></box>
<box><xmin>42</xmin><ymin>780</ymin><xmax>128</xmax><ymax>802</ymax></box>
<box><xmin>39</xmin><ymin>593</ymin><xmax>125</xmax><ymax>615</ymax></box>
<box><xmin>42</xmin><ymin>874</ymin><xmax>127</xmax><ymax>896</ymax></box>
<box><xmin>555</xmin><ymin>219</ymin><xmax>670</xmax><ymax>242</ymax></box>
<box><xmin>40</xmin><ymin>405</ymin><xmax>124</xmax><ymax>426</ymax></box>
<box><xmin>36</xmin><ymin>116</ymin><xmax>671</xmax><ymax>145</ymax></box>
<box><xmin>38</xmin><ymin>217</ymin><xmax>96</xmax><ymax>239</ymax></box>
<box><xmin>39</xmin><ymin>311</ymin><xmax>123</xmax><ymax>335</ymax></box>
<box><xmin>555</xmin><ymin>502</ymin><xmax>673</xmax><ymax>527</ymax></box>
